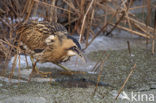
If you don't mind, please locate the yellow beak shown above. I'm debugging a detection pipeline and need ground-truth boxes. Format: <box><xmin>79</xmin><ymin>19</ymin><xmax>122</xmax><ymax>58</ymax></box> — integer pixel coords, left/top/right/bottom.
<box><xmin>75</xmin><ymin>48</ymin><xmax>87</xmax><ymax>63</ymax></box>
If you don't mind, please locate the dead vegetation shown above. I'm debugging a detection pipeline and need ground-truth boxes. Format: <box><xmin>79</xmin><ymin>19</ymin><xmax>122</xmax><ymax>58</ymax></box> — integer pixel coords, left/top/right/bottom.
<box><xmin>0</xmin><ymin>0</ymin><xmax>156</xmax><ymax>85</ymax></box>
<box><xmin>0</xmin><ymin>1</ymin><xmax>156</xmax><ymax>101</ymax></box>
<box><xmin>0</xmin><ymin>0</ymin><xmax>155</xmax><ymax>57</ymax></box>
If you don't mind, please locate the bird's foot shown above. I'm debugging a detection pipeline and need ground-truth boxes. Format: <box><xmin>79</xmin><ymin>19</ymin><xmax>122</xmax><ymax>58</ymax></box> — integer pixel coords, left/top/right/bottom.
<box><xmin>37</xmin><ymin>71</ymin><xmax>52</xmax><ymax>78</ymax></box>
<box><xmin>28</xmin><ymin>70</ymin><xmax>52</xmax><ymax>81</ymax></box>
<box><xmin>56</xmin><ymin>64</ymin><xmax>85</xmax><ymax>75</ymax></box>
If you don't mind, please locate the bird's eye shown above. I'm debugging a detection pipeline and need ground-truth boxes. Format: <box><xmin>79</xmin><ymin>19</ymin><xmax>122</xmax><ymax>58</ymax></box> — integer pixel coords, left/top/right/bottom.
<box><xmin>71</xmin><ymin>46</ymin><xmax>76</xmax><ymax>50</ymax></box>
<box><xmin>68</xmin><ymin>46</ymin><xmax>76</xmax><ymax>50</ymax></box>
<box><xmin>51</xmin><ymin>40</ymin><xmax>54</xmax><ymax>42</ymax></box>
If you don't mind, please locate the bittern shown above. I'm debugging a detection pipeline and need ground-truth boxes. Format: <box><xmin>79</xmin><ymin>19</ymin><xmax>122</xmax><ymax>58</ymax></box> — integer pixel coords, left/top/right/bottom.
<box><xmin>16</xmin><ymin>21</ymin><xmax>85</xmax><ymax>78</ymax></box>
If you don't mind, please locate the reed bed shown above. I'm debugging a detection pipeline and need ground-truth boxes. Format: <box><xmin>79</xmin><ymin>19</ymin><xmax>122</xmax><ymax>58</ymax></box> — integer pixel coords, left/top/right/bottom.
<box><xmin>0</xmin><ymin>0</ymin><xmax>155</xmax><ymax>75</ymax></box>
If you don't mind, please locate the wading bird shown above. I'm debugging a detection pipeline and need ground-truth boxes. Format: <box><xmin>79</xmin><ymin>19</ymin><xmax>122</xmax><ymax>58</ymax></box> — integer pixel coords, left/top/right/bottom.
<box><xmin>16</xmin><ymin>21</ymin><xmax>85</xmax><ymax>79</ymax></box>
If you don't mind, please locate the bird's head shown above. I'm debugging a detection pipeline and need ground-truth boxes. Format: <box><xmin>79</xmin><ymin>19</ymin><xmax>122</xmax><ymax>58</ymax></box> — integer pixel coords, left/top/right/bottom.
<box><xmin>45</xmin><ymin>31</ymin><xmax>86</xmax><ymax>63</ymax></box>
<box><xmin>65</xmin><ymin>35</ymin><xmax>86</xmax><ymax>61</ymax></box>
<box><xmin>61</xmin><ymin>35</ymin><xmax>86</xmax><ymax>63</ymax></box>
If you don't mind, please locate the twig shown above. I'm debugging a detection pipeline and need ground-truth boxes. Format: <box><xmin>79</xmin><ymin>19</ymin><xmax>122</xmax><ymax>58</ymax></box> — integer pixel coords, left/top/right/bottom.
<box><xmin>83</xmin><ymin>8</ymin><xmax>120</xmax><ymax>50</ymax></box>
<box><xmin>115</xmin><ymin>63</ymin><xmax>136</xmax><ymax>100</ymax></box>
<box><xmin>79</xmin><ymin>0</ymin><xmax>94</xmax><ymax>43</ymax></box>
<box><xmin>18</xmin><ymin>54</ymin><xmax>21</xmax><ymax>84</ymax></box>
<box><xmin>93</xmin><ymin>54</ymin><xmax>110</xmax><ymax>96</ymax></box>
<box><xmin>127</xmin><ymin>41</ymin><xmax>131</xmax><ymax>55</ymax></box>
<box><xmin>152</xmin><ymin>9</ymin><xmax>156</xmax><ymax>55</ymax></box>
<box><xmin>105</xmin><ymin>11</ymin><xmax>125</xmax><ymax>36</ymax></box>
<box><xmin>110</xmin><ymin>23</ymin><xmax>152</xmax><ymax>39</ymax></box>
<box><xmin>9</xmin><ymin>54</ymin><xmax>18</xmax><ymax>82</ymax></box>
<box><xmin>91</xmin><ymin>51</ymin><xmax>106</xmax><ymax>72</ymax></box>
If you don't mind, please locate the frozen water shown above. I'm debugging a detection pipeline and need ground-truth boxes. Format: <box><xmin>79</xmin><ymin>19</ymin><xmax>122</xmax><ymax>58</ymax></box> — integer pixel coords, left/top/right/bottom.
<box><xmin>0</xmin><ymin>76</ymin><xmax>27</xmax><ymax>83</ymax></box>
<box><xmin>0</xmin><ymin>96</ymin><xmax>46</xmax><ymax>103</ymax></box>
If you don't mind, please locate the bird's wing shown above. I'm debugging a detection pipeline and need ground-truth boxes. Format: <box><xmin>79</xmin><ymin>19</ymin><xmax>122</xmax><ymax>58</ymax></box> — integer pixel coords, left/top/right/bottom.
<box><xmin>16</xmin><ymin>21</ymin><xmax>68</xmax><ymax>54</ymax></box>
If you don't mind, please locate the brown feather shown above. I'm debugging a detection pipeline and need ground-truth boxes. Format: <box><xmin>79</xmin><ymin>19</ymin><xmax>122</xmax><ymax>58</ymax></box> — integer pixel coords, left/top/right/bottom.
<box><xmin>16</xmin><ymin>21</ymin><xmax>77</xmax><ymax>63</ymax></box>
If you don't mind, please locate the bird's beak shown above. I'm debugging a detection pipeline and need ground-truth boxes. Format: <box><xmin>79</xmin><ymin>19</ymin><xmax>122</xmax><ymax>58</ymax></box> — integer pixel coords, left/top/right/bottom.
<box><xmin>75</xmin><ymin>48</ymin><xmax>86</xmax><ymax>63</ymax></box>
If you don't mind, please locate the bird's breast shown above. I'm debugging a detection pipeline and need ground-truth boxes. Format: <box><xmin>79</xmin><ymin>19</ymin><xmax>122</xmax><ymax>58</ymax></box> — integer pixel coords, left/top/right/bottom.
<box><xmin>33</xmin><ymin>48</ymin><xmax>68</xmax><ymax>63</ymax></box>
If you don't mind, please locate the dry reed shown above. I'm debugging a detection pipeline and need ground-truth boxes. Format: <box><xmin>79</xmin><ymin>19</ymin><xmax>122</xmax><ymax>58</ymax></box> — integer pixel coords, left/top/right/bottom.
<box><xmin>0</xmin><ymin>0</ymin><xmax>155</xmax><ymax>80</ymax></box>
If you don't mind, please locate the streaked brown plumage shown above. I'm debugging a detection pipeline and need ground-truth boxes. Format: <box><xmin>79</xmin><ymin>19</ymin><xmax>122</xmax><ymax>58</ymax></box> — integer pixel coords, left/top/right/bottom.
<box><xmin>16</xmin><ymin>21</ymin><xmax>85</xmax><ymax>78</ymax></box>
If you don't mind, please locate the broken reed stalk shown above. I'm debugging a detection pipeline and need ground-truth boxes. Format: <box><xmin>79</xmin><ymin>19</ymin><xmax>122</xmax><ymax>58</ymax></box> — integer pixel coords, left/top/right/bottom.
<box><xmin>18</xmin><ymin>54</ymin><xmax>21</xmax><ymax>83</ymax></box>
<box><xmin>146</xmin><ymin>0</ymin><xmax>151</xmax><ymax>27</ymax></box>
<box><xmin>24</xmin><ymin>55</ymin><xmax>29</xmax><ymax>69</ymax></box>
<box><xmin>0</xmin><ymin>38</ymin><xmax>17</xmax><ymax>75</ymax></box>
<box><xmin>92</xmin><ymin>54</ymin><xmax>110</xmax><ymax>96</ymax></box>
<box><xmin>79</xmin><ymin>0</ymin><xmax>94</xmax><ymax>43</ymax></box>
<box><xmin>125</xmin><ymin>16</ymin><xmax>154</xmax><ymax>34</ymax></box>
<box><xmin>83</xmin><ymin>7</ymin><xmax>121</xmax><ymax>50</ymax></box>
<box><xmin>32</xmin><ymin>0</ymin><xmax>39</xmax><ymax>17</ymax></box>
<box><xmin>110</xmin><ymin>23</ymin><xmax>152</xmax><ymax>39</ymax></box>
<box><xmin>152</xmin><ymin>40</ymin><xmax>155</xmax><ymax>55</ymax></box>
<box><xmin>49</xmin><ymin>0</ymin><xmax>57</xmax><ymax>22</ymax></box>
<box><xmin>105</xmin><ymin>11</ymin><xmax>125</xmax><ymax>36</ymax></box>
<box><xmin>127</xmin><ymin>41</ymin><xmax>131</xmax><ymax>55</ymax></box>
<box><xmin>115</xmin><ymin>63</ymin><xmax>136</xmax><ymax>100</ymax></box>
<box><xmin>9</xmin><ymin>54</ymin><xmax>18</xmax><ymax>81</ymax></box>
<box><xmin>63</xmin><ymin>0</ymin><xmax>79</xmax><ymax>13</ymax></box>
<box><xmin>91</xmin><ymin>51</ymin><xmax>106</xmax><ymax>72</ymax></box>
<box><xmin>121</xmin><ymin>0</ymin><xmax>132</xmax><ymax>29</ymax></box>
<box><xmin>23</xmin><ymin>0</ymin><xmax>34</xmax><ymax>23</ymax></box>
<box><xmin>107</xmin><ymin>3</ymin><xmax>155</xmax><ymax>33</ymax></box>
<box><xmin>152</xmin><ymin>9</ymin><xmax>156</xmax><ymax>55</ymax></box>
<box><xmin>67</xmin><ymin>5</ymin><xmax>71</xmax><ymax>32</ymax></box>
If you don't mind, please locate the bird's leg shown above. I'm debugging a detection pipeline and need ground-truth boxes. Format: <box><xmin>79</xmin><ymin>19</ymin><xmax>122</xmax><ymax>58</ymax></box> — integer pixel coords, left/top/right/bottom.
<box><xmin>28</xmin><ymin>60</ymin><xmax>37</xmax><ymax>81</ymax></box>
<box><xmin>56</xmin><ymin>64</ymin><xmax>71</xmax><ymax>72</ymax></box>
<box><xmin>29</xmin><ymin>56</ymin><xmax>52</xmax><ymax>78</ymax></box>
<box><xmin>56</xmin><ymin>64</ymin><xmax>85</xmax><ymax>75</ymax></box>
